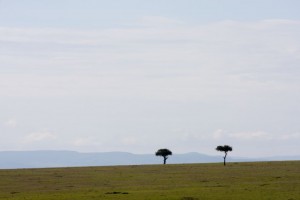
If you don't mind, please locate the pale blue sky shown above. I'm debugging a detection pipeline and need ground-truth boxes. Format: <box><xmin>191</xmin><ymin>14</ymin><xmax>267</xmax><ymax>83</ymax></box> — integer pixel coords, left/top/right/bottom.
<box><xmin>1</xmin><ymin>0</ymin><xmax>300</xmax><ymax>28</ymax></box>
<box><xmin>0</xmin><ymin>0</ymin><xmax>300</xmax><ymax>157</ymax></box>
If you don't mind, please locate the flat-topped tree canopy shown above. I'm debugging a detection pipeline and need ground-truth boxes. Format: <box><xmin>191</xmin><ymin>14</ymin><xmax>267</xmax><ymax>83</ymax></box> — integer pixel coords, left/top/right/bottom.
<box><xmin>155</xmin><ymin>149</ymin><xmax>172</xmax><ymax>164</ymax></box>
<box><xmin>216</xmin><ymin>145</ymin><xmax>233</xmax><ymax>153</ymax></box>
<box><xmin>216</xmin><ymin>145</ymin><xmax>233</xmax><ymax>166</ymax></box>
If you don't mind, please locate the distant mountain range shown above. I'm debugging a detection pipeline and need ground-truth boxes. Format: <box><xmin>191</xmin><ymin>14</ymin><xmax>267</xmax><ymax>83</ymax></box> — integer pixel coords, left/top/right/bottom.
<box><xmin>0</xmin><ymin>151</ymin><xmax>299</xmax><ymax>169</ymax></box>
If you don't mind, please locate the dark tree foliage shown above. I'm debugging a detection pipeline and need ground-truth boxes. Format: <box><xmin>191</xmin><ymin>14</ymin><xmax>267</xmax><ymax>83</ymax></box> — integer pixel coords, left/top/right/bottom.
<box><xmin>155</xmin><ymin>149</ymin><xmax>172</xmax><ymax>164</ymax></box>
<box><xmin>216</xmin><ymin>145</ymin><xmax>233</xmax><ymax>166</ymax></box>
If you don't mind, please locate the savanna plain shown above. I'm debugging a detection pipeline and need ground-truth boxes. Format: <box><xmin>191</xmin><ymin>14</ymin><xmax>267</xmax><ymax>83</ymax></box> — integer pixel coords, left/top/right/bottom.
<box><xmin>0</xmin><ymin>161</ymin><xmax>299</xmax><ymax>200</ymax></box>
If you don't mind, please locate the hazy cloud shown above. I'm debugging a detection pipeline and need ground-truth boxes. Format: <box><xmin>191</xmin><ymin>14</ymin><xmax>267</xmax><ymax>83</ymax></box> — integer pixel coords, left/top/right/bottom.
<box><xmin>137</xmin><ymin>16</ymin><xmax>183</xmax><ymax>27</ymax></box>
<box><xmin>278</xmin><ymin>132</ymin><xmax>300</xmax><ymax>140</ymax></box>
<box><xmin>23</xmin><ymin>131</ymin><xmax>57</xmax><ymax>143</ymax></box>
<box><xmin>120</xmin><ymin>137</ymin><xmax>137</xmax><ymax>145</ymax></box>
<box><xmin>212</xmin><ymin>129</ymin><xmax>226</xmax><ymax>140</ymax></box>
<box><xmin>1</xmin><ymin>19</ymin><xmax>299</xmax><ymax>100</ymax></box>
<box><xmin>228</xmin><ymin>131</ymin><xmax>271</xmax><ymax>140</ymax></box>
<box><xmin>71</xmin><ymin>137</ymin><xmax>95</xmax><ymax>147</ymax></box>
<box><xmin>1</xmin><ymin>15</ymin><xmax>300</xmax><ymax>156</ymax></box>
<box><xmin>4</xmin><ymin>119</ymin><xmax>17</xmax><ymax>128</ymax></box>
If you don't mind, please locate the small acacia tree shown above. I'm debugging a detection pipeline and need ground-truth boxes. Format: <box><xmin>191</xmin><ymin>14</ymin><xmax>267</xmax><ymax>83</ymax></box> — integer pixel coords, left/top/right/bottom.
<box><xmin>216</xmin><ymin>145</ymin><xmax>233</xmax><ymax>166</ymax></box>
<box><xmin>155</xmin><ymin>149</ymin><xmax>172</xmax><ymax>164</ymax></box>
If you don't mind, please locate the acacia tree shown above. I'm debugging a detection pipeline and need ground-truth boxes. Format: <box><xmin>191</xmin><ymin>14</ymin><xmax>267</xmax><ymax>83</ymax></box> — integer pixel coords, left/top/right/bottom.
<box><xmin>216</xmin><ymin>145</ymin><xmax>233</xmax><ymax>166</ymax></box>
<box><xmin>155</xmin><ymin>149</ymin><xmax>172</xmax><ymax>164</ymax></box>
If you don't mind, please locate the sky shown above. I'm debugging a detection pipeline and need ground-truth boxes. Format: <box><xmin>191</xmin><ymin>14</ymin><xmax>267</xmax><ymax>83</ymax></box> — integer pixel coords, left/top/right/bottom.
<box><xmin>0</xmin><ymin>0</ymin><xmax>300</xmax><ymax>157</ymax></box>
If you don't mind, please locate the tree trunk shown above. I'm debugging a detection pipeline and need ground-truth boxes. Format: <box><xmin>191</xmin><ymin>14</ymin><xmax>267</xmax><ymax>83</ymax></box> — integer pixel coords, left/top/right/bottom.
<box><xmin>223</xmin><ymin>152</ymin><xmax>227</xmax><ymax>166</ymax></box>
<box><xmin>163</xmin><ymin>157</ymin><xmax>167</xmax><ymax>165</ymax></box>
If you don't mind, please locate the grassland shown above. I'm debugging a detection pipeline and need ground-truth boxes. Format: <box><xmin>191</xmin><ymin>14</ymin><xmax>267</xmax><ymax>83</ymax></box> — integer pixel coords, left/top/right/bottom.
<box><xmin>0</xmin><ymin>161</ymin><xmax>299</xmax><ymax>200</ymax></box>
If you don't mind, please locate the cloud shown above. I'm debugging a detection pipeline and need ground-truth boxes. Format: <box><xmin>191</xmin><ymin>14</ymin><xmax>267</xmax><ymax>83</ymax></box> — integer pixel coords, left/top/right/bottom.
<box><xmin>70</xmin><ymin>136</ymin><xmax>111</xmax><ymax>149</ymax></box>
<box><xmin>278</xmin><ymin>132</ymin><xmax>300</xmax><ymax>140</ymax></box>
<box><xmin>211</xmin><ymin>129</ymin><xmax>300</xmax><ymax>141</ymax></box>
<box><xmin>1</xmin><ymin>20</ymin><xmax>299</xmax><ymax>77</ymax></box>
<box><xmin>23</xmin><ymin>131</ymin><xmax>57</xmax><ymax>143</ymax></box>
<box><xmin>137</xmin><ymin>16</ymin><xmax>183</xmax><ymax>27</ymax></box>
<box><xmin>1</xmin><ymin>19</ymin><xmax>299</xmax><ymax>84</ymax></box>
<box><xmin>211</xmin><ymin>129</ymin><xmax>271</xmax><ymax>140</ymax></box>
<box><xmin>228</xmin><ymin>131</ymin><xmax>271</xmax><ymax>140</ymax></box>
<box><xmin>212</xmin><ymin>129</ymin><xmax>226</xmax><ymax>139</ymax></box>
<box><xmin>121</xmin><ymin>137</ymin><xmax>138</xmax><ymax>145</ymax></box>
<box><xmin>0</xmin><ymin>18</ymin><xmax>299</xmax><ymax>156</ymax></box>
<box><xmin>71</xmin><ymin>138</ymin><xmax>94</xmax><ymax>147</ymax></box>
<box><xmin>4</xmin><ymin>119</ymin><xmax>17</xmax><ymax>128</ymax></box>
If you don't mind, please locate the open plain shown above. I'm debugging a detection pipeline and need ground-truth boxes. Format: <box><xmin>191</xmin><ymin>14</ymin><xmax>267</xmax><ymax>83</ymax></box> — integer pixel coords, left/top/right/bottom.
<box><xmin>0</xmin><ymin>161</ymin><xmax>299</xmax><ymax>200</ymax></box>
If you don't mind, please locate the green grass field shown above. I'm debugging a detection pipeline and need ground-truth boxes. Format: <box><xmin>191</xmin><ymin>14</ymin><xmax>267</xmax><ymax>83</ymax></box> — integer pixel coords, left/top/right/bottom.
<box><xmin>0</xmin><ymin>161</ymin><xmax>299</xmax><ymax>200</ymax></box>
